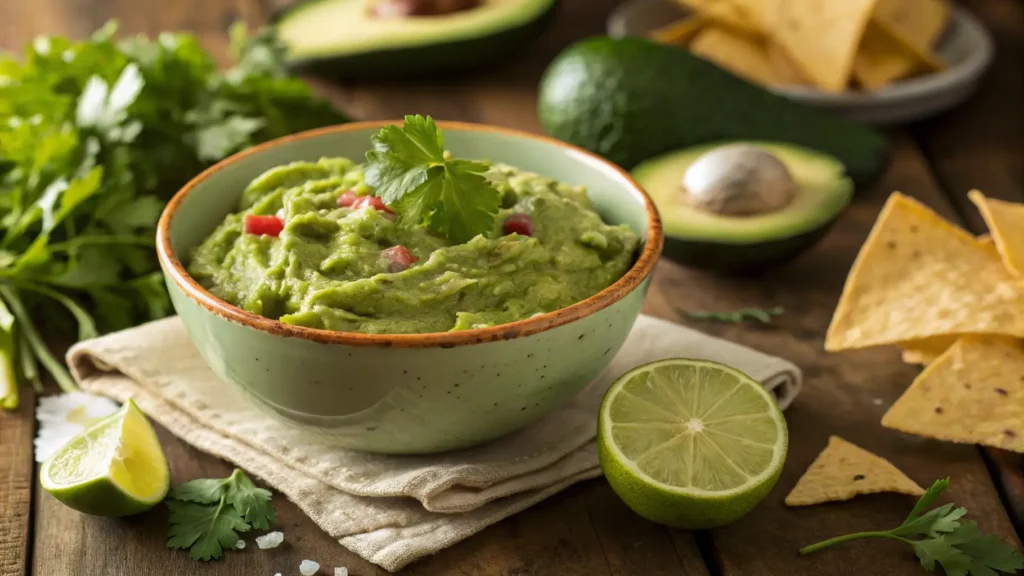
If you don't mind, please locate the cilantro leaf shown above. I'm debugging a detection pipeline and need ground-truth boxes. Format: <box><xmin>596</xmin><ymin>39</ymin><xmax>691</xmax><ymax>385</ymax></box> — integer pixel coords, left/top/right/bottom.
<box><xmin>800</xmin><ymin>479</ymin><xmax>1024</xmax><ymax>576</ymax></box>
<box><xmin>223</xmin><ymin>469</ymin><xmax>275</xmax><ymax>530</ymax></box>
<box><xmin>892</xmin><ymin>503</ymin><xmax>966</xmax><ymax>538</ymax></box>
<box><xmin>682</xmin><ymin>306</ymin><xmax>784</xmax><ymax>324</ymax></box>
<box><xmin>171</xmin><ymin>477</ymin><xmax>231</xmax><ymax>505</ymax></box>
<box><xmin>364</xmin><ymin>115</ymin><xmax>500</xmax><ymax>244</ymax></box>
<box><xmin>167</xmin><ymin>499</ymin><xmax>249</xmax><ymax>561</ymax></box>
<box><xmin>166</xmin><ymin>469</ymin><xmax>277</xmax><ymax>561</ymax></box>
<box><xmin>0</xmin><ymin>20</ymin><xmax>346</xmax><ymax>403</ymax></box>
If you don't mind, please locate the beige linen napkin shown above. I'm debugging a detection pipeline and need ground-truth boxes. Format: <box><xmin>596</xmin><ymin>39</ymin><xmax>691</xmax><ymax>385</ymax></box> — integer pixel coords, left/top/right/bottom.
<box><xmin>68</xmin><ymin>314</ymin><xmax>801</xmax><ymax>572</ymax></box>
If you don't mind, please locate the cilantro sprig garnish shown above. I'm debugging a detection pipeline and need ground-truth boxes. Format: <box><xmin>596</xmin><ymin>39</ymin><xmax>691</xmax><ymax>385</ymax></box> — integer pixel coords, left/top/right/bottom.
<box><xmin>364</xmin><ymin>115</ymin><xmax>500</xmax><ymax>244</ymax></box>
<box><xmin>800</xmin><ymin>479</ymin><xmax>1024</xmax><ymax>575</ymax></box>
<box><xmin>167</xmin><ymin>469</ymin><xmax>277</xmax><ymax>561</ymax></box>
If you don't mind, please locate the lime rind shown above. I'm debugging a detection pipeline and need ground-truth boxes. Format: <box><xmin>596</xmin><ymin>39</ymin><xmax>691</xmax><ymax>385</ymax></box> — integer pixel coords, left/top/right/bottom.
<box><xmin>40</xmin><ymin>399</ymin><xmax>169</xmax><ymax>515</ymax></box>
<box><xmin>600</xmin><ymin>358</ymin><xmax>787</xmax><ymax>498</ymax></box>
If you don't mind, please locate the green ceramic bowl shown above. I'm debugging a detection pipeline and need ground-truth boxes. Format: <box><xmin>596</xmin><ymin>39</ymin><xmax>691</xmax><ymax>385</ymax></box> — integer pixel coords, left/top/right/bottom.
<box><xmin>157</xmin><ymin>121</ymin><xmax>663</xmax><ymax>454</ymax></box>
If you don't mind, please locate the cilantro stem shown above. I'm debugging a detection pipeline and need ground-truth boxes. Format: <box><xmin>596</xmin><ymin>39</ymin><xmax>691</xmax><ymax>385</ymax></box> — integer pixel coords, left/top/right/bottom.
<box><xmin>800</xmin><ymin>531</ymin><xmax>913</xmax><ymax>555</ymax></box>
<box><xmin>0</xmin><ymin>285</ymin><xmax>78</xmax><ymax>394</ymax></box>
<box><xmin>46</xmin><ymin>234</ymin><xmax>154</xmax><ymax>254</ymax></box>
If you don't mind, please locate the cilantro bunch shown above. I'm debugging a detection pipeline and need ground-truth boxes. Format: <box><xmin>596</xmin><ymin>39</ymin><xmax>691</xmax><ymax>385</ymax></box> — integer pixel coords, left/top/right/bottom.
<box><xmin>0</xmin><ymin>22</ymin><xmax>347</xmax><ymax>409</ymax></box>
<box><xmin>167</xmin><ymin>469</ymin><xmax>276</xmax><ymax>561</ymax></box>
<box><xmin>801</xmin><ymin>479</ymin><xmax>1024</xmax><ymax>575</ymax></box>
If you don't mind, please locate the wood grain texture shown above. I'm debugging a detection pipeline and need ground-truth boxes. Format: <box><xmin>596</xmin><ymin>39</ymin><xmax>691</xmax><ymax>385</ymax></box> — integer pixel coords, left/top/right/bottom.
<box><xmin>3</xmin><ymin>0</ymin><xmax>1022</xmax><ymax>574</ymax></box>
<box><xmin>642</xmin><ymin>134</ymin><xmax>1023</xmax><ymax>575</ymax></box>
<box><xmin>0</xmin><ymin>389</ymin><xmax>34</xmax><ymax>576</ymax></box>
<box><xmin>912</xmin><ymin>0</ymin><xmax>1024</xmax><ymax>222</ymax></box>
<box><xmin>909</xmin><ymin>0</ymin><xmax>1024</xmax><ymax>533</ymax></box>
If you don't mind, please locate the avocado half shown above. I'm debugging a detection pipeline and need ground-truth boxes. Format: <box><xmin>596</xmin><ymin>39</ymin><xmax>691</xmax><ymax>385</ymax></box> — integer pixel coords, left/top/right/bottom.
<box><xmin>632</xmin><ymin>142</ymin><xmax>854</xmax><ymax>274</ymax></box>
<box><xmin>277</xmin><ymin>0</ymin><xmax>556</xmax><ymax>79</ymax></box>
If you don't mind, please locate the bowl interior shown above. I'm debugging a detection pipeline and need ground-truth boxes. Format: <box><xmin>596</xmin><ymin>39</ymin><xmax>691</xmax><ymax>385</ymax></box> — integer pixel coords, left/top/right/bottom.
<box><xmin>169</xmin><ymin>123</ymin><xmax>653</xmax><ymax>266</ymax></box>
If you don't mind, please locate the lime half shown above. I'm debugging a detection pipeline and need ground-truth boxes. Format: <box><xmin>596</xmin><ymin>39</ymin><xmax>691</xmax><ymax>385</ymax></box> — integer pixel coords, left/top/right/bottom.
<box><xmin>41</xmin><ymin>399</ymin><xmax>169</xmax><ymax>517</ymax></box>
<box><xmin>598</xmin><ymin>359</ymin><xmax>788</xmax><ymax>528</ymax></box>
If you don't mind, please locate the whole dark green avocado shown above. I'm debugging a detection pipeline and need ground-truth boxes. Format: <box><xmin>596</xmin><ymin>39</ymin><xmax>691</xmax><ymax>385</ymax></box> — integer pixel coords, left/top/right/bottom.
<box><xmin>538</xmin><ymin>37</ymin><xmax>889</xmax><ymax>185</ymax></box>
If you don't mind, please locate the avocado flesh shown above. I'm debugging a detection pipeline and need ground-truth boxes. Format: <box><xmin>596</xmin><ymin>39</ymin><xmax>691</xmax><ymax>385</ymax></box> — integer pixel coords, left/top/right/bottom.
<box><xmin>278</xmin><ymin>0</ymin><xmax>554</xmax><ymax>76</ymax></box>
<box><xmin>633</xmin><ymin>142</ymin><xmax>853</xmax><ymax>273</ymax></box>
<box><xmin>634</xmin><ymin>142</ymin><xmax>853</xmax><ymax>244</ymax></box>
<box><xmin>538</xmin><ymin>38</ymin><xmax>889</xmax><ymax>186</ymax></box>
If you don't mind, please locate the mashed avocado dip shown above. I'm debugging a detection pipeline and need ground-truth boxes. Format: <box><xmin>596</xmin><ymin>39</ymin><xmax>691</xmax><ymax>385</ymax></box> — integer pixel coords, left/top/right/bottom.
<box><xmin>188</xmin><ymin>156</ymin><xmax>640</xmax><ymax>334</ymax></box>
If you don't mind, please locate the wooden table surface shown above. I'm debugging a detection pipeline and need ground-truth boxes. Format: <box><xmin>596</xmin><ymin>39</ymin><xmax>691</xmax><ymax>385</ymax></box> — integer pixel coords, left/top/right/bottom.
<box><xmin>1</xmin><ymin>1</ymin><xmax>1022</xmax><ymax>574</ymax></box>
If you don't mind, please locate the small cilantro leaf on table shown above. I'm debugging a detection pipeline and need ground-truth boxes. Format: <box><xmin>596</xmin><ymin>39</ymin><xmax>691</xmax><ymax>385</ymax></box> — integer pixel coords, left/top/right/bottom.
<box><xmin>800</xmin><ymin>479</ymin><xmax>1024</xmax><ymax>576</ymax></box>
<box><xmin>681</xmin><ymin>306</ymin><xmax>784</xmax><ymax>324</ymax></box>
<box><xmin>167</xmin><ymin>469</ymin><xmax>276</xmax><ymax>561</ymax></box>
<box><xmin>167</xmin><ymin>499</ymin><xmax>249</xmax><ymax>561</ymax></box>
<box><xmin>364</xmin><ymin>115</ymin><xmax>500</xmax><ymax>244</ymax></box>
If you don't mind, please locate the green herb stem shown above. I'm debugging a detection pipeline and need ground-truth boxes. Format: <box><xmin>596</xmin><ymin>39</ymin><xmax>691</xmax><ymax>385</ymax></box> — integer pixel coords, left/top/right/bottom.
<box><xmin>800</xmin><ymin>531</ymin><xmax>912</xmax><ymax>556</ymax></box>
<box><xmin>0</xmin><ymin>340</ymin><xmax>17</xmax><ymax>410</ymax></box>
<box><xmin>0</xmin><ymin>285</ymin><xmax>78</xmax><ymax>394</ymax></box>
<box><xmin>46</xmin><ymin>234</ymin><xmax>154</xmax><ymax>254</ymax></box>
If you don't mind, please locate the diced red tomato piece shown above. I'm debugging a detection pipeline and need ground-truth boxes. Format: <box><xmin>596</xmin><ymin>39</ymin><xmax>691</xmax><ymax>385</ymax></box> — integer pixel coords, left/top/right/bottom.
<box><xmin>352</xmin><ymin>195</ymin><xmax>395</xmax><ymax>214</ymax></box>
<box><xmin>502</xmin><ymin>213</ymin><xmax>534</xmax><ymax>237</ymax></box>
<box><xmin>337</xmin><ymin>190</ymin><xmax>359</xmax><ymax>207</ymax></box>
<box><xmin>381</xmin><ymin>245</ymin><xmax>418</xmax><ymax>272</ymax></box>
<box><xmin>244</xmin><ymin>214</ymin><xmax>284</xmax><ymax>237</ymax></box>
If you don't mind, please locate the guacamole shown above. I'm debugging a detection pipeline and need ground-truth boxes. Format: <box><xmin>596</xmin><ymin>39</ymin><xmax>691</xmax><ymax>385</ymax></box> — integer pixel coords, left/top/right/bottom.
<box><xmin>188</xmin><ymin>157</ymin><xmax>640</xmax><ymax>334</ymax></box>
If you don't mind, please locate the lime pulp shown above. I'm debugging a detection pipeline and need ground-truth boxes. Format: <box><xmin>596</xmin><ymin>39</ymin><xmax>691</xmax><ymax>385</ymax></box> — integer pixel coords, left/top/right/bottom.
<box><xmin>598</xmin><ymin>358</ymin><xmax>788</xmax><ymax>528</ymax></box>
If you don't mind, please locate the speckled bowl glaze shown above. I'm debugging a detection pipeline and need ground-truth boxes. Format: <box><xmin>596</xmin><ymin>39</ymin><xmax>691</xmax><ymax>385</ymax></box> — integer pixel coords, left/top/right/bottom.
<box><xmin>157</xmin><ymin>120</ymin><xmax>663</xmax><ymax>454</ymax></box>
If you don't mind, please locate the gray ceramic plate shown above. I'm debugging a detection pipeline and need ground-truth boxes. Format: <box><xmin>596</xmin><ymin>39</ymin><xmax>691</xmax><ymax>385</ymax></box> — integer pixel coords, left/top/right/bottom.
<box><xmin>607</xmin><ymin>0</ymin><xmax>995</xmax><ymax>125</ymax></box>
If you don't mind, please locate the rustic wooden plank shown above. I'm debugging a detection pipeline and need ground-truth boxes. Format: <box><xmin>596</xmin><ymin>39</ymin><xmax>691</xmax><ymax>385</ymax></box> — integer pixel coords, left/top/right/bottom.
<box><xmin>641</xmin><ymin>132</ymin><xmax>1023</xmax><ymax>575</ymax></box>
<box><xmin>909</xmin><ymin>0</ymin><xmax>1024</xmax><ymax>532</ymax></box>
<box><xmin>0</xmin><ymin>389</ymin><xmax>34</xmax><ymax>576</ymax></box>
<box><xmin>12</xmin><ymin>3</ymin><xmax>701</xmax><ymax>575</ymax></box>
<box><xmin>911</xmin><ymin>0</ymin><xmax>1024</xmax><ymax>226</ymax></box>
<box><xmin>32</xmin><ymin>424</ymin><xmax>393</xmax><ymax>576</ymax></box>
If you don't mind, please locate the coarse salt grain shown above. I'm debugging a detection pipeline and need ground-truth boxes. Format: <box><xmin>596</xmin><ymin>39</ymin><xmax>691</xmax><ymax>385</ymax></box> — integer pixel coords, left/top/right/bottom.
<box><xmin>299</xmin><ymin>559</ymin><xmax>320</xmax><ymax>575</ymax></box>
<box><xmin>334</xmin><ymin>568</ymin><xmax>348</xmax><ymax>576</ymax></box>
<box><xmin>235</xmin><ymin>540</ymin><xmax>245</xmax><ymax>549</ymax></box>
<box><xmin>255</xmin><ymin>531</ymin><xmax>284</xmax><ymax>549</ymax></box>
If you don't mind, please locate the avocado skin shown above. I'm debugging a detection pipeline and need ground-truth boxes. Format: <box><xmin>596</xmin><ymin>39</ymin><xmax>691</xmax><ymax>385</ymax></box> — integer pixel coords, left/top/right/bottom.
<box><xmin>538</xmin><ymin>38</ymin><xmax>889</xmax><ymax>186</ymax></box>
<box><xmin>662</xmin><ymin>214</ymin><xmax>842</xmax><ymax>275</ymax></box>
<box><xmin>280</xmin><ymin>2</ymin><xmax>556</xmax><ymax>80</ymax></box>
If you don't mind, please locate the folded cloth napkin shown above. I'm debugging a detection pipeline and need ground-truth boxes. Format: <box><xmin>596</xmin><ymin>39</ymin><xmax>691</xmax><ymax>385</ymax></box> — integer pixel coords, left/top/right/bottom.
<box><xmin>68</xmin><ymin>314</ymin><xmax>801</xmax><ymax>572</ymax></box>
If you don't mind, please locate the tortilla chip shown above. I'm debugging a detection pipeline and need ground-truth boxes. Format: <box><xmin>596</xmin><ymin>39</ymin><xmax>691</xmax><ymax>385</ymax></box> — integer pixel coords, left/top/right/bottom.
<box><xmin>882</xmin><ymin>337</ymin><xmax>1024</xmax><ymax>452</ymax></box>
<box><xmin>826</xmin><ymin>193</ymin><xmax>1024</xmax><ymax>351</ymax></box>
<box><xmin>670</xmin><ymin>0</ymin><xmax>766</xmax><ymax>35</ymax></box>
<box><xmin>853</xmin><ymin>23</ymin><xmax>924</xmax><ymax>90</ymax></box>
<box><xmin>873</xmin><ymin>0</ymin><xmax>950</xmax><ymax>51</ymax></box>
<box><xmin>650</xmin><ymin>15</ymin><xmax>709</xmax><ymax>46</ymax></box>
<box><xmin>766</xmin><ymin>41</ymin><xmax>809</xmax><ymax>86</ymax></box>
<box><xmin>898</xmin><ymin>335</ymin><xmax>959</xmax><ymax>366</ymax></box>
<box><xmin>785</xmin><ymin>436</ymin><xmax>924</xmax><ymax>506</ymax></box>
<box><xmin>690</xmin><ymin>26</ymin><xmax>778</xmax><ymax>86</ymax></box>
<box><xmin>772</xmin><ymin>0</ymin><xmax>879</xmax><ymax>92</ymax></box>
<box><xmin>968</xmin><ymin>190</ymin><xmax>1024</xmax><ymax>277</ymax></box>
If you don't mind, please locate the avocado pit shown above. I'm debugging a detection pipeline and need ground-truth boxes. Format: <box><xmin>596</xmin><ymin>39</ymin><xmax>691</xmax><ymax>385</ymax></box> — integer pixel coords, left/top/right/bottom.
<box><xmin>681</xmin><ymin>144</ymin><xmax>798</xmax><ymax>217</ymax></box>
<box><xmin>368</xmin><ymin>0</ymin><xmax>480</xmax><ymax>18</ymax></box>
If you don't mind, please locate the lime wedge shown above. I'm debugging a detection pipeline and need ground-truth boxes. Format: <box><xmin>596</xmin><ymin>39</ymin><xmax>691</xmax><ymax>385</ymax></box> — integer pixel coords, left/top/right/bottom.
<box><xmin>40</xmin><ymin>399</ymin><xmax>169</xmax><ymax>517</ymax></box>
<box><xmin>598</xmin><ymin>359</ymin><xmax>788</xmax><ymax>528</ymax></box>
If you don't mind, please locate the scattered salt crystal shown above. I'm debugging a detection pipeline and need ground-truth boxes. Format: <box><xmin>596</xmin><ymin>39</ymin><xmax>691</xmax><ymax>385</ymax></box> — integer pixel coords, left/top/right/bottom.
<box><xmin>334</xmin><ymin>568</ymin><xmax>348</xmax><ymax>576</ymax></box>
<box><xmin>872</xmin><ymin>398</ymin><xmax>884</xmax><ymax>406</ymax></box>
<box><xmin>235</xmin><ymin>539</ymin><xmax>245</xmax><ymax>549</ymax></box>
<box><xmin>299</xmin><ymin>559</ymin><xmax>320</xmax><ymax>575</ymax></box>
<box><xmin>255</xmin><ymin>531</ymin><xmax>284</xmax><ymax>549</ymax></box>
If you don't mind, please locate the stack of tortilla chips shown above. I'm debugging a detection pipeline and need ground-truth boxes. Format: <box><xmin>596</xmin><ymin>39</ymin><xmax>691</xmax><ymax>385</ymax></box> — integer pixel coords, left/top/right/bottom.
<box><xmin>650</xmin><ymin>0</ymin><xmax>951</xmax><ymax>92</ymax></box>
<box><xmin>826</xmin><ymin>191</ymin><xmax>1024</xmax><ymax>454</ymax></box>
